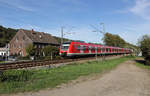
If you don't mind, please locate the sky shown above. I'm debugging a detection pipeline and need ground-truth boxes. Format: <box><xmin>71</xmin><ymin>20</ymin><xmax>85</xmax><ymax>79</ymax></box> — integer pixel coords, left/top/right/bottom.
<box><xmin>0</xmin><ymin>0</ymin><xmax>150</xmax><ymax>45</ymax></box>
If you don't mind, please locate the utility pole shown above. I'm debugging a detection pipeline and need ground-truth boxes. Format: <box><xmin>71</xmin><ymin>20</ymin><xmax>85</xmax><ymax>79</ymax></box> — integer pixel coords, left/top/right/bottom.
<box><xmin>91</xmin><ymin>22</ymin><xmax>106</xmax><ymax>61</ymax></box>
<box><xmin>61</xmin><ymin>26</ymin><xmax>64</xmax><ymax>47</ymax></box>
<box><xmin>60</xmin><ymin>26</ymin><xmax>75</xmax><ymax>47</ymax></box>
<box><xmin>100</xmin><ymin>23</ymin><xmax>106</xmax><ymax>61</ymax></box>
<box><xmin>100</xmin><ymin>23</ymin><xmax>105</xmax><ymax>34</ymax></box>
<box><xmin>96</xmin><ymin>47</ymin><xmax>98</xmax><ymax>60</ymax></box>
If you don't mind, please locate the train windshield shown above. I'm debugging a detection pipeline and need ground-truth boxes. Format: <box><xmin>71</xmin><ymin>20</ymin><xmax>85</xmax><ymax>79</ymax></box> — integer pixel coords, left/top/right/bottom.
<box><xmin>61</xmin><ymin>44</ymin><xmax>69</xmax><ymax>51</ymax></box>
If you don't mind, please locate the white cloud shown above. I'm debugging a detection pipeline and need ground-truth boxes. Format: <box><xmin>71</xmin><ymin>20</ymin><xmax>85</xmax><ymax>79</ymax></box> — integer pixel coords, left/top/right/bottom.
<box><xmin>114</xmin><ymin>0</ymin><xmax>150</xmax><ymax>45</ymax></box>
<box><xmin>0</xmin><ymin>0</ymin><xmax>35</xmax><ymax>12</ymax></box>
<box><xmin>129</xmin><ymin>0</ymin><xmax>150</xmax><ymax>20</ymax></box>
<box><xmin>118</xmin><ymin>0</ymin><xmax>150</xmax><ymax>20</ymax></box>
<box><xmin>120</xmin><ymin>22</ymin><xmax>150</xmax><ymax>45</ymax></box>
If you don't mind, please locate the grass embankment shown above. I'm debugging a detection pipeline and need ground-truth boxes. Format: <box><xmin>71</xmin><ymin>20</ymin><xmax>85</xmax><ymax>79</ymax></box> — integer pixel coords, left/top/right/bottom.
<box><xmin>0</xmin><ymin>61</ymin><xmax>5</xmax><ymax>64</ymax></box>
<box><xmin>0</xmin><ymin>56</ymin><xmax>134</xmax><ymax>94</ymax></box>
<box><xmin>136</xmin><ymin>57</ymin><xmax>150</xmax><ymax>69</ymax></box>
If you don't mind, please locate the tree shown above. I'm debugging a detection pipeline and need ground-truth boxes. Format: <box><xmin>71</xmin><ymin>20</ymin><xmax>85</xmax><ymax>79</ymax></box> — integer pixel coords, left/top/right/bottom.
<box><xmin>102</xmin><ymin>32</ymin><xmax>139</xmax><ymax>55</ymax></box>
<box><xmin>26</xmin><ymin>44</ymin><xmax>36</xmax><ymax>56</ymax></box>
<box><xmin>102</xmin><ymin>33</ymin><xmax>126</xmax><ymax>47</ymax></box>
<box><xmin>138</xmin><ymin>35</ymin><xmax>150</xmax><ymax>65</ymax></box>
<box><xmin>42</xmin><ymin>45</ymin><xmax>59</xmax><ymax>56</ymax></box>
<box><xmin>0</xmin><ymin>25</ymin><xmax>17</xmax><ymax>47</ymax></box>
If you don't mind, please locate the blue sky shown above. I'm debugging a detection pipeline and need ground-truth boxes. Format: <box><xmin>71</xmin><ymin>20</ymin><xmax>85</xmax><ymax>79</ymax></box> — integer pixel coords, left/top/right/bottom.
<box><xmin>0</xmin><ymin>0</ymin><xmax>150</xmax><ymax>45</ymax></box>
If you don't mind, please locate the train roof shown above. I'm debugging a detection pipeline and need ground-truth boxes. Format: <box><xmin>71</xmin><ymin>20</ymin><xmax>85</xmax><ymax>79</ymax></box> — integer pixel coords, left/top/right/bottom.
<box><xmin>63</xmin><ymin>41</ymin><xmax>130</xmax><ymax>50</ymax></box>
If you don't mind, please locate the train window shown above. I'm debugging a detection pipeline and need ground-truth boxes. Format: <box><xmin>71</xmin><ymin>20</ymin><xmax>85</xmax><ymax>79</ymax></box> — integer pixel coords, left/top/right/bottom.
<box><xmin>108</xmin><ymin>48</ymin><xmax>110</xmax><ymax>52</ymax></box>
<box><xmin>74</xmin><ymin>44</ymin><xmax>77</xmax><ymax>48</ymax></box>
<box><xmin>83</xmin><ymin>46</ymin><xmax>86</xmax><ymax>51</ymax></box>
<box><xmin>77</xmin><ymin>45</ymin><xmax>80</xmax><ymax>50</ymax></box>
<box><xmin>61</xmin><ymin>46</ymin><xmax>69</xmax><ymax>50</ymax></box>
<box><xmin>74</xmin><ymin>44</ymin><xmax>76</xmax><ymax>48</ymax></box>
<box><xmin>92</xmin><ymin>47</ymin><xmax>95</xmax><ymax>51</ymax></box>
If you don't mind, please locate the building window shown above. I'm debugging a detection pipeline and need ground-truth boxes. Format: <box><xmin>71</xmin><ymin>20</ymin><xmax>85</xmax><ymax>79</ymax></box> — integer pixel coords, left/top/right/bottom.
<box><xmin>14</xmin><ymin>44</ymin><xmax>16</xmax><ymax>48</ymax></box>
<box><xmin>16</xmin><ymin>37</ymin><xmax>18</xmax><ymax>42</ymax></box>
<box><xmin>36</xmin><ymin>45</ymin><xmax>38</xmax><ymax>48</ymax></box>
<box><xmin>23</xmin><ymin>36</ymin><xmax>25</xmax><ymax>40</ymax></box>
<box><xmin>39</xmin><ymin>35</ymin><xmax>42</xmax><ymax>38</ymax></box>
<box><xmin>19</xmin><ymin>44</ymin><xmax>22</xmax><ymax>48</ymax></box>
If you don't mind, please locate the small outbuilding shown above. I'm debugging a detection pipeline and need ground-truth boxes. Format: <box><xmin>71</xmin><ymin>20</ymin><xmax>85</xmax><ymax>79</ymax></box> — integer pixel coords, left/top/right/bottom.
<box><xmin>0</xmin><ymin>47</ymin><xmax>9</xmax><ymax>56</ymax></box>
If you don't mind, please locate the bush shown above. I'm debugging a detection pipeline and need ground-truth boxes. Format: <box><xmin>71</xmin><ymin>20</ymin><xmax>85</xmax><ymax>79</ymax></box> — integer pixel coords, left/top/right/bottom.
<box><xmin>26</xmin><ymin>44</ymin><xmax>36</xmax><ymax>56</ymax></box>
<box><xmin>35</xmin><ymin>56</ymin><xmax>45</xmax><ymax>60</ymax></box>
<box><xmin>42</xmin><ymin>45</ymin><xmax>59</xmax><ymax>56</ymax></box>
<box><xmin>55</xmin><ymin>56</ymin><xmax>63</xmax><ymax>60</ymax></box>
<box><xmin>17</xmin><ymin>56</ymin><xmax>30</xmax><ymax>60</ymax></box>
<box><xmin>0</xmin><ymin>70</ymin><xmax>33</xmax><ymax>82</ymax></box>
<box><xmin>44</xmin><ymin>56</ymin><xmax>52</xmax><ymax>60</ymax></box>
<box><xmin>138</xmin><ymin>35</ymin><xmax>150</xmax><ymax>65</ymax></box>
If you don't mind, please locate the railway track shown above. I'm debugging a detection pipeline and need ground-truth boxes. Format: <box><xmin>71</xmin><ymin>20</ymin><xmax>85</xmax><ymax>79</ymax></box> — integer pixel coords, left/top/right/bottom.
<box><xmin>0</xmin><ymin>59</ymin><xmax>77</xmax><ymax>71</ymax></box>
<box><xmin>0</xmin><ymin>55</ymin><xmax>121</xmax><ymax>71</ymax></box>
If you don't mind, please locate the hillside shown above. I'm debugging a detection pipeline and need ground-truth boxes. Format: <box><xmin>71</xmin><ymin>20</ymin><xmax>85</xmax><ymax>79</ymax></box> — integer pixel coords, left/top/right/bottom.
<box><xmin>0</xmin><ymin>25</ymin><xmax>72</xmax><ymax>47</ymax></box>
<box><xmin>0</xmin><ymin>26</ymin><xmax>17</xmax><ymax>47</ymax></box>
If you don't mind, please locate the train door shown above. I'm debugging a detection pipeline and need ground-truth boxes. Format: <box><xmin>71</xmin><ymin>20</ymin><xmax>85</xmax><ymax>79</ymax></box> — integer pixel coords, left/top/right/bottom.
<box><xmin>95</xmin><ymin>47</ymin><xmax>97</xmax><ymax>54</ymax></box>
<box><xmin>100</xmin><ymin>47</ymin><xmax>103</xmax><ymax>54</ymax></box>
<box><xmin>89</xmin><ymin>46</ymin><xmax>92</xmax><ymax>54</ymax></box>
<box><xmin>80</xmin><ymin>45</ymin><xmax>83</xmax><ymax>54</ymax></box>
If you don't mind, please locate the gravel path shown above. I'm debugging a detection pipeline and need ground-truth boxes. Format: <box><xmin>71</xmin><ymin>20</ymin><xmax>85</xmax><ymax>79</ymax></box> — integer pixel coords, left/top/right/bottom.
<box><xmin>4</xmin><ymin>60</ymin><xmax>150</xmax><ymax>96</ymax></box>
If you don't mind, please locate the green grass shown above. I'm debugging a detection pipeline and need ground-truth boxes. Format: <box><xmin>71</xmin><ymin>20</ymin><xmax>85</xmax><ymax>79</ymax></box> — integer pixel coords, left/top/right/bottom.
<box><xmin>0</xmin><ymin>56</ymin><xmax>134</xmax><ymax>94</ymax></box>
<box><xmin>0</xmin><ymin>61</ymin><xmax>5</xmax><ymax>63</ymax></box>
<box><xmin>135</xmin><ymin>57</ymin><xmax>150</xmax><ymax>69</ymax></box>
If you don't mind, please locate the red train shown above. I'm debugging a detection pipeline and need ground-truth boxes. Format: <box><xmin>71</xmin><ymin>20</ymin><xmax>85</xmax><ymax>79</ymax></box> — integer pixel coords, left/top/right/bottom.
<box><xmin>59</xmin><ymin>41</ymin><xmax>132</xmax><ymax>57</ymax></box>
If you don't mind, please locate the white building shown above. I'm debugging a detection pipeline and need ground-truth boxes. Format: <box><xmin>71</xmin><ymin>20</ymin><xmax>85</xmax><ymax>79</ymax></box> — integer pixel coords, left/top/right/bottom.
<box><xmin>0</xmin><ymin>45</ymin><xmax>10</xmax><ymax>57</ymax></box>
<box><xmin>138</xmin><ymin>52</ymin><xmax>142</xmax><ymax>56</ymax></box>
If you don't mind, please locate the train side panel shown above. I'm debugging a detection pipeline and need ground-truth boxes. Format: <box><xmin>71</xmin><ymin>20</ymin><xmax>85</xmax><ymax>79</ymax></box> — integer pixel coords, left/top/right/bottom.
<box><xmin>60</xmin><ymin>41</ymin><xmax>132</xmax><ymax>57</ymax></box>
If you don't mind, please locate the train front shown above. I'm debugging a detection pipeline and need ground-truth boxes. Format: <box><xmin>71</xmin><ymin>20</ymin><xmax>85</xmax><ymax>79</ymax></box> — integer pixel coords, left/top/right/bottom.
<box><xmin>59</xmin><ymin>42</ymin><xmax>70</xmax><ymax>57</ymax></box>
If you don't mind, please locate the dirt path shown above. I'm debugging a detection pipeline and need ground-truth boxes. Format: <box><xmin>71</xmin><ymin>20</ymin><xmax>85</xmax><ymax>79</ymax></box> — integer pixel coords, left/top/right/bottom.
<box><xmin>5</xmin><ymin>60</ymin><xmax>150</xmax><ymax>96</ymax></box>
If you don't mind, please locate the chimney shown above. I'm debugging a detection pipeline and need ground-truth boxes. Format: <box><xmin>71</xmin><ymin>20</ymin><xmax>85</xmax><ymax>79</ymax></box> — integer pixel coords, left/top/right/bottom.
<box><xmin>31</xmin><ymin>29</ymin><xmax>34</xmax><ymax>32</ymax></box>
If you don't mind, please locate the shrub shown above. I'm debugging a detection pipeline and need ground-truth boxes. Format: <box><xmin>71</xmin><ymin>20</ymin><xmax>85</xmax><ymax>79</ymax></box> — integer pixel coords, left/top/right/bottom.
<box><xmin>17</xmin><ymin>56</ymin><xmax>30</xmax><ymax>60</ymax></box>
<box><xmin>138</xmin><ymin>35</ymin><xmax>150</xmax><ymax>65</ymax></box>
<box><xmin>0</xmin><ymin>70</ymin><xmax>33</xmax><ymax>82</ymax></box>
<box><xmin>44</xmin><ymin>56</ymin><xmax>52</xmax><ymax>60</ymax></box>
<box><xmin>55</xmin><ymin>56</ymin><xmax>63</xmax><ymax>60</ymax></box>
<box><xmin>42</xmin><ymin>45</ymin><xmax>59</xmax><ymax>58</ymax></box>
<box><xmin>26</xmin><ymin>44</ymin><xmax>36</xmax><ymax>56</ymax></box>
